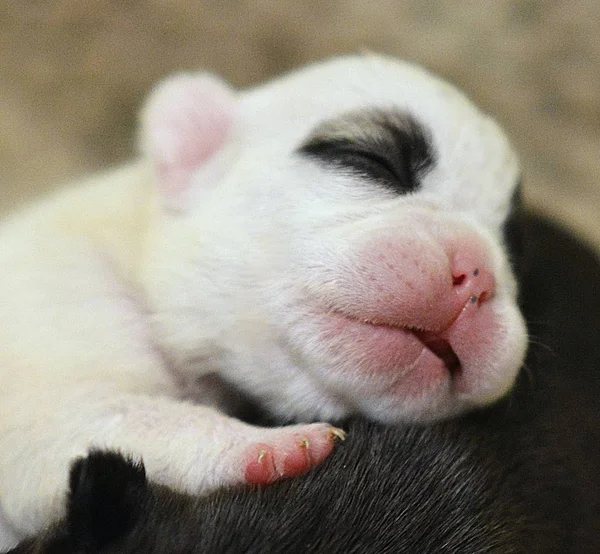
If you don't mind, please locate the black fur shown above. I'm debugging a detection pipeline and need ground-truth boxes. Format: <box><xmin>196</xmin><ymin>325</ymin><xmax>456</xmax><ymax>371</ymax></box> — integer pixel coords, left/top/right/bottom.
<box><xmin>66</xmin><ymin>451</ymin><xmax>147</xmax><ymax>550</ymax></box>
<box><xmin>502</xmin><ymin>180</ymin><xmax>528</xmax><ymax>281</ymax></box>
<box><xmin>299</xmin><ymin>110</ymin><xmax>435</xmax><ymax>195</ymax></box>
<box><xmin>8</xmin><ymin>213</ymin><xmax>600</xmax><ymax>553</ymax></box>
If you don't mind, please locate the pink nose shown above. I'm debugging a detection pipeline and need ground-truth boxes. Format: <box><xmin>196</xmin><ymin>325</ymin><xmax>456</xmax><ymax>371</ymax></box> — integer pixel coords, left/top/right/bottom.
<box><xmin>451</xmin><ymin>252</ymin><xmax>496</xmax><ymax>308</ymax></box>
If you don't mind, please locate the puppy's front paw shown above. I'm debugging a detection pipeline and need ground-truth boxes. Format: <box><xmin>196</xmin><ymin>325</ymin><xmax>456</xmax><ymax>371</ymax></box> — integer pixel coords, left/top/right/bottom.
<box><xmin>243</xmin><ymin>424</ymin><xmax>346</xmax><ymax>485</ymax></box>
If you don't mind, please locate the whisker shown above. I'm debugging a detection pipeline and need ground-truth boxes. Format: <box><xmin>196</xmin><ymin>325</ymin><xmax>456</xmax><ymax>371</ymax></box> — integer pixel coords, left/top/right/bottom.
<box><xmin>520</xmin><ymin>361</ymin><xmax>535</xmax><ymax>387</ymax></box>
<box><xmin>527</xmin><ymin>335</ymin><xmax>556</xmax><ymax>356</ymax></box>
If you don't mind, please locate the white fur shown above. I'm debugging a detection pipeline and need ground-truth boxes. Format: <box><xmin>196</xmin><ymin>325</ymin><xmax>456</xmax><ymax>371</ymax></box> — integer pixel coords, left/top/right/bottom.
<box><xmin>0</xmin><ymin>54</ymin><xmax>526</xmax><ymax>539</ymax></box>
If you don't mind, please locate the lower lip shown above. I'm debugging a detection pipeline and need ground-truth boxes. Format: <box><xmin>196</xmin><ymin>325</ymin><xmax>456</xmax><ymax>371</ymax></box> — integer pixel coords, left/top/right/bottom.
<box><xmin>318</xmin><ymin>312</ymin><xmax>456</xmax><ymax>385</ymax></box>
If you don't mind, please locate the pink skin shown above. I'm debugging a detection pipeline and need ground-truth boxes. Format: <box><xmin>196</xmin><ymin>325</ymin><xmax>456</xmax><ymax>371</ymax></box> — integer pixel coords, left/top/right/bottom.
<box><xmin>314</xmin><ymin>229</ymin><xmax>499</xmax><ymax>399</ymax></box>
<box><xmin>332</xmin><ymin>230</ymin><xmax>496</xmax><ymax>332</ymax></box>
<box><xmin>145</xmin><ymin>75</ymin><xmax>235</xmax><ymax>200</ymax></box>
<box><xmin>244</xmin><ymin>425</ymin><xmax>345</xmax><ymax>485</ymax></box>
<box><xmin>156</xmin><ymin>113</ymin><xmax>231</xmax><ymax>198</ymax></box>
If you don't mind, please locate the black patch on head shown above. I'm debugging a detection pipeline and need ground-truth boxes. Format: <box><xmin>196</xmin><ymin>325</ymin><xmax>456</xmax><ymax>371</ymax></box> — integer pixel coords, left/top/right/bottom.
<box><xmin>298</xmin><ymin>110</ymin><xmax>436</xmax><ymax>195</ymax></box>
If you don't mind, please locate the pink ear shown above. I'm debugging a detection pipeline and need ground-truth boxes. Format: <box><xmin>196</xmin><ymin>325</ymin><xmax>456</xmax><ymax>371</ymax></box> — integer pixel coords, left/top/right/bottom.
<box><xmin>141</xmin><ymin>73</ymin><xmax>237</xmax><ymax>207</ymax></box>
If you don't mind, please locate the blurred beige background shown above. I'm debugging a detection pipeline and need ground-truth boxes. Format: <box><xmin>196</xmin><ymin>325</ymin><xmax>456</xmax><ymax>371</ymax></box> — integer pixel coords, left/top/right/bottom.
<box><xmin>1</xmin><ymin>1</ymin><xmax>598</xmax><ymax>249</ymax></box>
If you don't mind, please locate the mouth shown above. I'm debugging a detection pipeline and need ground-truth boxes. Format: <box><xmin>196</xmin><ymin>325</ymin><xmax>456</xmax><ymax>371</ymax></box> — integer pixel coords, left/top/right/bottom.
<box><xmin>358</xmin><ymin>317</ymin><xmax>463</xmax><ymax>376</ymax></box>
<box><xmin>411</xmin><ymin>329</ymin><xmax>462</xmax><ymax>375</ymax></box>
<box><xmin>327</xmin><ymin>310</ymin><xmax>463</xmax><ymax>377</ymax></box>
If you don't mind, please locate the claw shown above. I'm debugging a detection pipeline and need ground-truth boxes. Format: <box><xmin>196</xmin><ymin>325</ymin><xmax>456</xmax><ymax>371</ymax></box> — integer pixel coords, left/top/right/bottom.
<box><xmin>329</xmin><ymin>428</ymin><xmax>347</xmax><ymax>442</ymax></box>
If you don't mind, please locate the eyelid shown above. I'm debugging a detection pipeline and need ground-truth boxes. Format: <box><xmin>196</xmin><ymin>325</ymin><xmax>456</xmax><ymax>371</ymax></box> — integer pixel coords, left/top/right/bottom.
<box><xmin>343</xmin><ymin>149</ymin><xmax>399</xmax><ymax>178</ymax></box>
<box><xmin>298</xmin><ymin>110</ymin><xmax>435</xmax><ymax>196</ymax></box>
<box><xmin>306</xmin><ymin>139</ymin><xmax>396</xmax><ymax>173</ymax></box>
<box><xmin>328</xmin><ymin>146</ymin><xmax>406</xmax><ymax>188</ymax></box>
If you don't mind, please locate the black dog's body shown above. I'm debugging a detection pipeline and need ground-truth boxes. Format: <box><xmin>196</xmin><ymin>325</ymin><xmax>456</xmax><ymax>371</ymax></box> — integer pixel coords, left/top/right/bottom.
<box><xmin>9</xmin><ymin>214</ymin><xmax>600</xmax><ymax>553</ymax></box>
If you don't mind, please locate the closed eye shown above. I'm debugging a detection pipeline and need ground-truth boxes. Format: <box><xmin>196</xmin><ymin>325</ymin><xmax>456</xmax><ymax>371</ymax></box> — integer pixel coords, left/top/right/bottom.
<box><xmin>300</xmin><ymin>139</ymin><xmax>417</xmax><ymax>194</ymax></box>
<box><xmin>325</xmin><ymin>147</ymin><xmax>403</xmax><ymax>185</ymax></box>
<box><xmin>298</xmin><ymin>109</ymin><xmax>436</xmax><ymax>196</ymax></box>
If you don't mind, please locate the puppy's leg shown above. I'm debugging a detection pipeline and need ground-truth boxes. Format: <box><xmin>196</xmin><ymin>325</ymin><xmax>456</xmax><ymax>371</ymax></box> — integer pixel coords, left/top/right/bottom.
<box><xmin>0</xmin><ymin>223</ymin><xmax>341</xmax><ymax>539</ymax></box>
<box><xmin>0</xmin><ymin>384</ymin><xmax>341</xmax><ymax>538</ymax></box>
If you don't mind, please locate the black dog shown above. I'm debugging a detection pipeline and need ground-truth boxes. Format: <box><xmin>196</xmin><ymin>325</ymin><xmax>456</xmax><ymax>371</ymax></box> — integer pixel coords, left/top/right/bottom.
<box><xmin>9</xmin><ymin>213</ymin><xmax>600</xmax><ymax>553</ymax></box>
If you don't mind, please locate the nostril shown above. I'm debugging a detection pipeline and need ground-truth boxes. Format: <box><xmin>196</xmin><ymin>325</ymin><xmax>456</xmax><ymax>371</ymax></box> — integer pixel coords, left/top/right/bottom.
<box><xmin>452</xmin><ymin>274</ymin><xmax>466</xmax><ymax>287</ymax></box>
<box><xmin>450</xmin><ymin>260</ymin><xmax>496</xmax><ymax>308</ymax></box>
<box><xmin>449</xmin><ymin>244</ymin><xmax>496</xmax><ymax>311</ymax></box>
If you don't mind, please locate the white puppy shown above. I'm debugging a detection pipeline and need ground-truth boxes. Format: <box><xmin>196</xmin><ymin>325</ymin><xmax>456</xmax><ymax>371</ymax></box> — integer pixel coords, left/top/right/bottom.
<box><xmin>0</xmin><ymin>54</ymin><xmax>526</xmax><ymax>540</ymax></box>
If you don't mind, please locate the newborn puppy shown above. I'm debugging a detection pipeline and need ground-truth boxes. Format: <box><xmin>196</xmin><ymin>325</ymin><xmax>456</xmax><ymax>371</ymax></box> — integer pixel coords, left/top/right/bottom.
<box><xmin>0</xmin><ymin>54</ymin><xmax>526</xmax><ymax>539</ymax></box>
<box><xmin>9</xmin><ymin>213</ymin><xmax>600</xmax><ymax>553</ymax></box>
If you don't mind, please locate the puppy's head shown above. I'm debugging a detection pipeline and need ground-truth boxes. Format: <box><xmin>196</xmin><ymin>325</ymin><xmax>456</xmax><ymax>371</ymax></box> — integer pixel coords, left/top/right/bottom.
<box><xmin>141</xmin><ymin>55</ymin><xmax>527</xmax><ymax>422</ymax></box>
